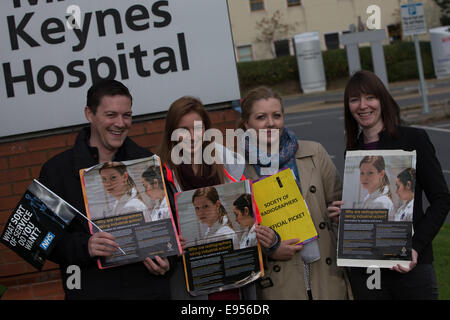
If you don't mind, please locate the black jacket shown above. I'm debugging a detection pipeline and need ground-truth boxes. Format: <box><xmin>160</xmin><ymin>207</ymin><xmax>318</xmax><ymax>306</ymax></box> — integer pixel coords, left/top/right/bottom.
<box><xmin>356</xmin><ymin>126</ymin><xmax>450</xmax><ymax>264</ymax></box>
<box><xmin>39</xmin><ymin>127</ymin><xmax>171</xmax><ymax>299</ymax></box>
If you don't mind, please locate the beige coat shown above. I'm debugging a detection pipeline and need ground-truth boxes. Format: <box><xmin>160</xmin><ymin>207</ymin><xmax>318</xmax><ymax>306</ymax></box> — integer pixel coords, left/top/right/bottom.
<box><xmin>246</xmin><ymin>140</ymin><xmax>353</xmax><ymax>300</ymax></box>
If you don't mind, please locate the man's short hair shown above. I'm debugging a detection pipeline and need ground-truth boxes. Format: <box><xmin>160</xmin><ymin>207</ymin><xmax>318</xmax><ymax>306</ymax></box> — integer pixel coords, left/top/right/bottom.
<box><xmin>86</xmin><ymin>79</ymin><xmax>133</xmax><ymax>114</ymax></box>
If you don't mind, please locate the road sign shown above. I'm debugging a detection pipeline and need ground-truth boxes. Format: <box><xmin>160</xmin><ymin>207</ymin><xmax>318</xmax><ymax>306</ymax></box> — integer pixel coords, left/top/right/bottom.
<box><xmin>401</xmin><ymin>2</ymin><xmax>427</xmax><ymax>36</ymax></box>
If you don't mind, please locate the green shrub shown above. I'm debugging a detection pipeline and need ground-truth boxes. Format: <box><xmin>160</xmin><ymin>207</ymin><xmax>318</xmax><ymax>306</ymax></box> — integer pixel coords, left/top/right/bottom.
<box><xmin>359</xmin><ymin>46</ymin><xmax>373</xmax><ymax>71</ymax></box>
<box><xmin>321</xmin><ymin>49</ymin><xmax>348</xmax><ymax>82</ymax></box>
<box><xmin>384</xmin><ymin>41</ymin><xmax>434</xmax><ymax>81</ymax></box>
<box><xmin>236</xmin><ymin>41</ymin><xmax>435</xmax><ymax>90</ymax></box>
<box><xmin>237</xmin><ymin>56</ymin><xmax>298</xmax><ymax>90</ymax></box>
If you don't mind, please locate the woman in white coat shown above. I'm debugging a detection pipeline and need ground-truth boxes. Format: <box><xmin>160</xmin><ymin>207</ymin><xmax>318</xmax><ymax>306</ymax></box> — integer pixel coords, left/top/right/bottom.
<box><xmin>192</xmin><ymin>186</ymin><xmax>239</xmax><ymax>249</ymax></box>
<box><xmin>394</xmin><ymin>168</ymin><xmax>415</xmax><ymax>222</ymax></box>
<box><xmin>141</xmin><ymin>165</ymin><xmax>170</xmax><ymax>222</ymax></box>
<box><xmin>99</xmin><ymin>162</ymin><xmax>147</xmax><ymax>219</ymax></box>
<box><xmin>232</xmin><ymin>194</ymin><xmax>257</xmax><ymax>248</ymax></box>
<box><xmin>359</xmin><ymin>156</ymin><xmax>394</xmax><ymax>216</ymax></box>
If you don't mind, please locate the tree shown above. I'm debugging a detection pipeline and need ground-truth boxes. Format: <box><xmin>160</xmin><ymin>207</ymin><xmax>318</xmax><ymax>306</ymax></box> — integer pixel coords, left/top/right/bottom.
<box><xmin>255</xmin><ymin>10</ymin><xmax>299</xmax><ymax>58</ymax></box>
<box><xmin>434</xmin><ymin>0</ymin><xmax>450</xmax><ymax>25</ymax></box>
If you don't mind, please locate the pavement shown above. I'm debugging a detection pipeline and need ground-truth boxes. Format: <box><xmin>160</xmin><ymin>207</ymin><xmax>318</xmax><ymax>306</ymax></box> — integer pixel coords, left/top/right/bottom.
<box><xmin>281</xmin><ymin>78</ymin><xmax>450</xmax><ymax>125</ymax></box>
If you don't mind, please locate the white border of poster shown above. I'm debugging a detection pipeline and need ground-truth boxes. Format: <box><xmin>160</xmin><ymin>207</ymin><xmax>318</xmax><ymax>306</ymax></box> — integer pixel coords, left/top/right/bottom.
<box><xmin>337</xmin><ymin>149</ymin><xmax>416</xmax><ymax>269</ymax></box>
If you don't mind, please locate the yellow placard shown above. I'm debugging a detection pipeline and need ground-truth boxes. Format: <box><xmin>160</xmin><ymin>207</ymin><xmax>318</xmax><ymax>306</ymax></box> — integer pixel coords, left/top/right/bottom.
<box><xmin>252</xmin><ymin>169</ymin><xmax>317</xmax><ymax>244</ymax></box>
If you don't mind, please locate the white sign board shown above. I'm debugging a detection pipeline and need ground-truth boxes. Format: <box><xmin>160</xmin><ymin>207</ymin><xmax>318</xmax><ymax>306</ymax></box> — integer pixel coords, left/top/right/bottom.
<box><xmin>293</xmin><ymin>32</ymin><xmax>326</xmax><ymax>94</ymax></box>
<box><xmin>400</xmin><ymin>2</ymin><xmax>427</xmax><ymax>37</ymax></box>
<box><xmin>0</xmin><ymin>0</ymin><xmax>240</xmax><ymax>138</ymax></box>
<box><xmin>430</xmin><ymin>26</ymin><xmax>450</xmax><ymax>79</ymax></box>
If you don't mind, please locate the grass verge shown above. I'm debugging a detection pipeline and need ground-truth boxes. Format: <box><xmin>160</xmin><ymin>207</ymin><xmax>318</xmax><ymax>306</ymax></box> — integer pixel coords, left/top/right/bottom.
<box><xmin>433</xmin><ymin>223</ymin><xmax>449</xmax><ymax>300</ymax></box>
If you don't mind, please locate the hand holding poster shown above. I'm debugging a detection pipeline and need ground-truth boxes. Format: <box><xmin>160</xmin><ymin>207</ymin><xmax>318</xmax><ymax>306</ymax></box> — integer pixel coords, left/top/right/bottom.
<box><xmin>175</xmin><ymin>180</ymin><xmax>263</xmax><ymax>296</ymax></box>
<box><xmin>337</xmin><ymin>150</ymin><xmax>416</xmax><ymax>268</ymax></box>
<box><xmin>80</xmin><ymin>155</ymin><xmax>181</xmax><ymax>269</ymax></box>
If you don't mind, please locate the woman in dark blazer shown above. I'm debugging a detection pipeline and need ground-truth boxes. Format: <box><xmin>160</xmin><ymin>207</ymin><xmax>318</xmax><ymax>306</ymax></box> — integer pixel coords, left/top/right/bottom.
<box><xmin>336</xmin><ymin>70</ymin><xmax>450</xmax><ymax>299</ymax></box>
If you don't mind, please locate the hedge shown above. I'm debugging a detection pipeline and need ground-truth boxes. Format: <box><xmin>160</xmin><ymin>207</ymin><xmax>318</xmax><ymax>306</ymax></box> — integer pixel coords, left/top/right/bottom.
<box><xmin>237</xmin><ymin>41</ymin><xmax>435</xmax><ymax>90</ymax></box>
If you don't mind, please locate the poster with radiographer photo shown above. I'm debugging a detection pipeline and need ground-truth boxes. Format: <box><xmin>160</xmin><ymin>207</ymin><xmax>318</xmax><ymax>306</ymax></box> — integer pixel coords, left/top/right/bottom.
<box><xmin>174</xmin><ymin>180</ymin><xmax>264</xmax><ymax>296</ymax></box>
<box><xmin>80</xmin><ymin>155</ymin><xmax>181</xmax><ymax>269</ymax></box>
<box><xmin>337</xmin><ymin>149</ymin><xmax>417</xmax><ymax>268</ymax></box>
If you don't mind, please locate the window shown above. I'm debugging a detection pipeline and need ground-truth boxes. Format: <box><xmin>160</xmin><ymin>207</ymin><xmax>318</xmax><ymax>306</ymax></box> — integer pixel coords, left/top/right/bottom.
<box><xmin>274</xmin><ymin>39</ymin><xmax>290</xmax><ymax>58</ymax></box>
<box><xmin>287</xmin><ymin>0</ymin><xmax>301</xmax><ymax>7</ymax></box>
<box><xmin>324</xmin><ymin>32</ymin><xmax>340</xmax><ymax>50</ymax></box>
<box><xmin>250</xmin><ymin>0</ymin><xmax>264</xmax><ymax>12</ymax></box>
<box><xmin>387</xmin><ymin>24</ymin><xmax>402</xmax><ymax>43</ymax></box>
<box><xmin>237</xmin><ymin>45</ymin><xmax>253</xmax><ymax>62</ymax></box>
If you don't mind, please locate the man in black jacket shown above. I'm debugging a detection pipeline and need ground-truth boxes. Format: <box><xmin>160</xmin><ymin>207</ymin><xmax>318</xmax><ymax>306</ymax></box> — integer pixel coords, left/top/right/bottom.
<box><xmin>39</xmin><ymin>80</ymin><xmax>171</xmax><ymax>299</ymax></box>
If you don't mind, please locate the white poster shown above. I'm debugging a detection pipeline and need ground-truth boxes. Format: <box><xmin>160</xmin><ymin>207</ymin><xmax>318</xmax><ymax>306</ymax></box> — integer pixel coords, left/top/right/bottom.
<box><xmin>293</xmin><ymin>32</ymin><xmax>326</xmax><ymax>94</ymax></box>
<box><xmin>430</xmin><ymin>26</ymin><xmax>450</xmax><ymax>79</ymax></box>
<box><xmin>0</xmin><ymin>0</ymin><xmax>240</xmax><ymax>137</ymax></box>
<box><xmin>338</xmin><ymin>150</ymin><xmax>416</xmax><ymax>269</ymax></box>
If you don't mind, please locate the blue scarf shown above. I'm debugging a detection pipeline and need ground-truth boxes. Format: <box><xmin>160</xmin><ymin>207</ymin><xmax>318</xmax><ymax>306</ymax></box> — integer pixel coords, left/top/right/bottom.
<box><xmin>244</xmin><ymin>128</ymin><xmax>301</xmax><ymax>183</ymax></box>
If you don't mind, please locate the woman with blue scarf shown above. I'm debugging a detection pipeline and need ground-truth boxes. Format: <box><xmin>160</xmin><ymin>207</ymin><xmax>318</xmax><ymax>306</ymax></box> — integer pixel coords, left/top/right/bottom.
<box><xmin>239</xmin><ymin>87</ymin><xmax>352</xmax><ymax>300</ymax></box>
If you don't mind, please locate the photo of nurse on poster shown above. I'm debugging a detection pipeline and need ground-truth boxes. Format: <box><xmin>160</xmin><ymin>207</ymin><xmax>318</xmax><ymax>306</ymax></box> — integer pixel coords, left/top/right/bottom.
<box><xmin>342</xmin><ymin>150</ymin><xmax>417</xmax><ymax>222</ymax></box>
<box><xmin>80</xmin><ymin>156</ymin><xmax>181</xmax><ymax>269</ymax></box>
<box><xmin>175</xmin><ymin>181</ymin><xmax>257</xmax><ymax>250</ymax></box>
<box><xmin>174</xmin><ymin>180</ymin><xmax>263</xmax><ymax>296</ymax></box>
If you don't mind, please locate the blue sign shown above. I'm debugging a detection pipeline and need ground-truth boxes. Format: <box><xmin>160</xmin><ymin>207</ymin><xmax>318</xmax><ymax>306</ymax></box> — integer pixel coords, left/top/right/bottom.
<box><xmin>401</xmin><ymin>2</ymin><xmax>427</xmax><ymax>36</ymax></box>
<box><xmin>40</xmin><ymin>232</ymin><xmax>55</xmax><ymax>251</ymax></box>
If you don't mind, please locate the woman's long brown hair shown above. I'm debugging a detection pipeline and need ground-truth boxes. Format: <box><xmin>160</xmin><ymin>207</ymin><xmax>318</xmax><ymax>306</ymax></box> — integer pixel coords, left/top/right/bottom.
<box><xmin>158</xmin><ymin>96</ymin><xmax>225</xmax><ymax>188</ymax></box>
<box><xmin>344</xmin><ymin>70</ymin><xmax>401</xmax><ymax>150</ymax></box>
